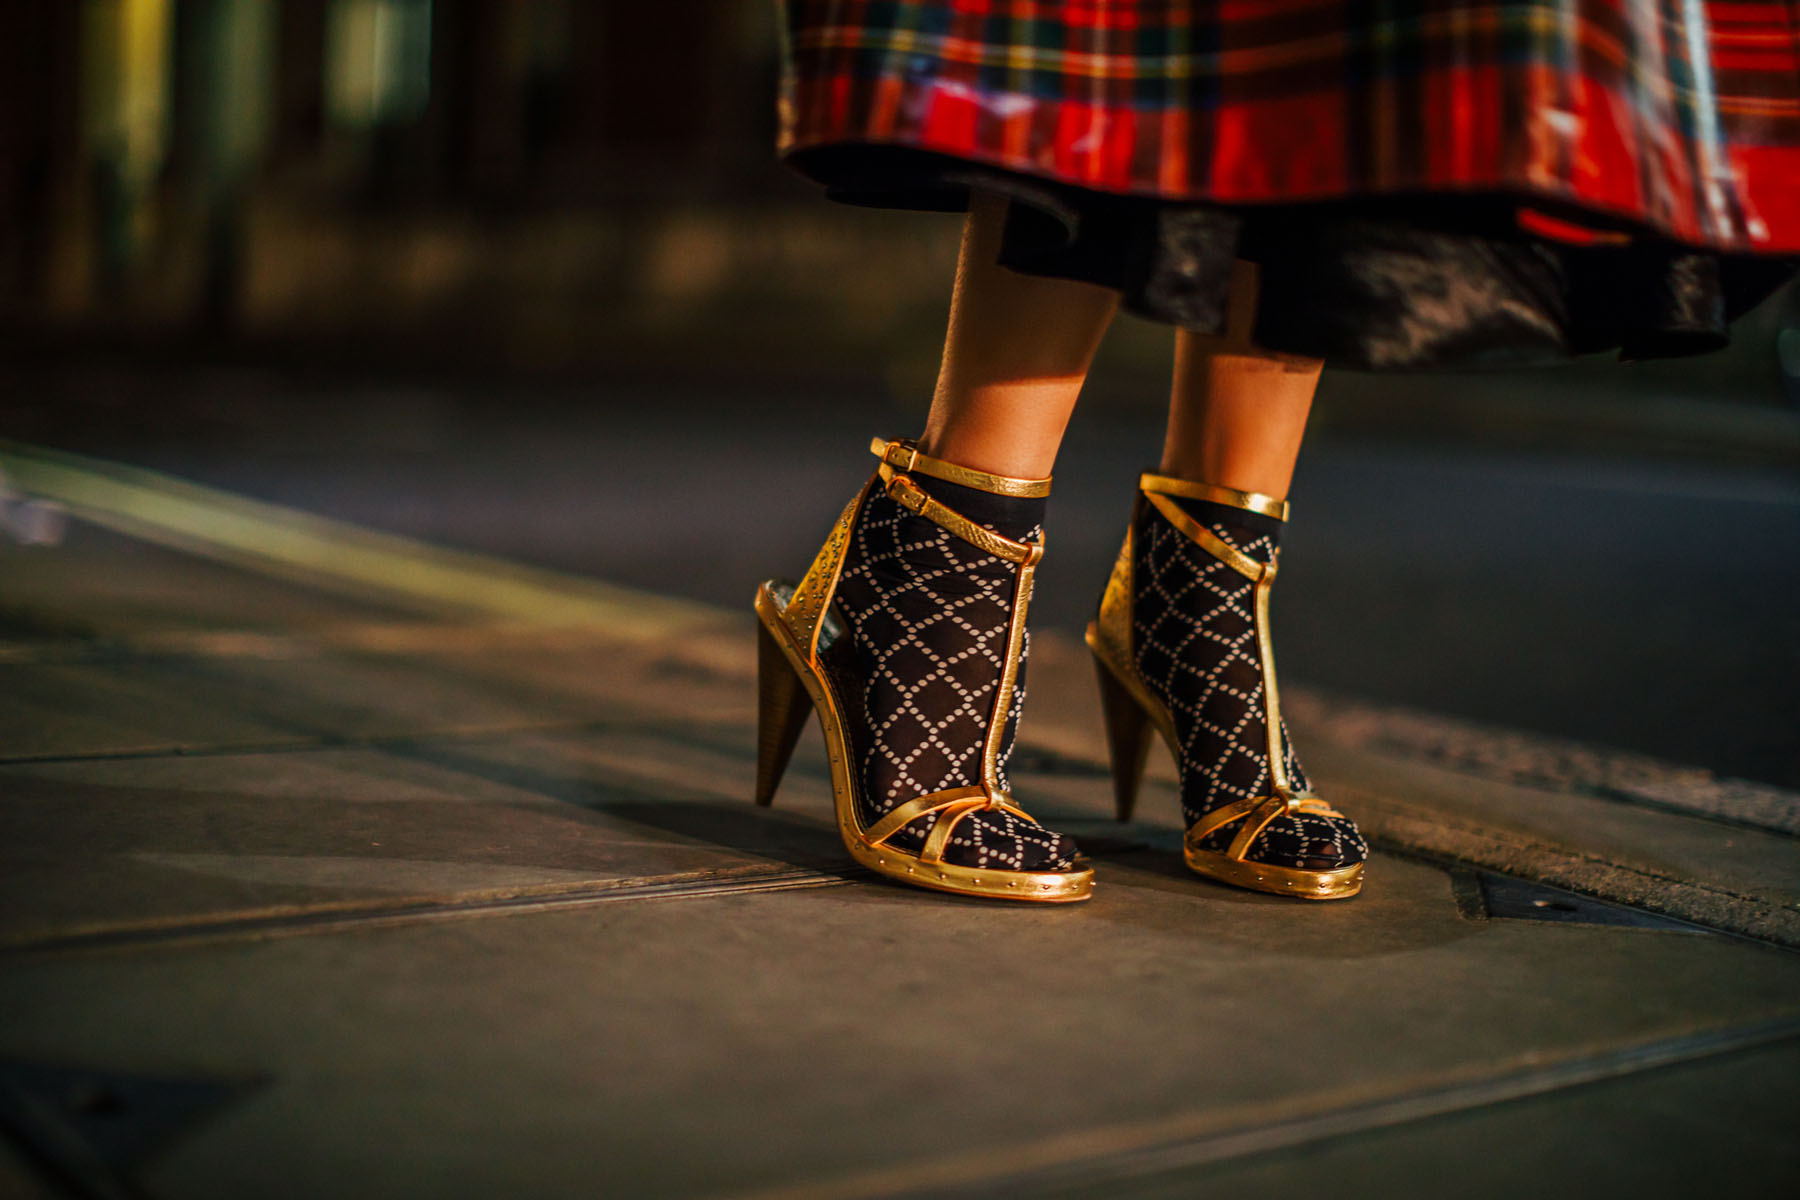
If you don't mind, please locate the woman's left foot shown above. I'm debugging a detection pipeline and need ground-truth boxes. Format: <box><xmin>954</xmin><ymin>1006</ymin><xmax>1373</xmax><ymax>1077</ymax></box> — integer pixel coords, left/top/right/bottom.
<box><xmin>1087</xmin><ymin>473</ymin><xmax>1367</xmax><ymax>899</ymax></box>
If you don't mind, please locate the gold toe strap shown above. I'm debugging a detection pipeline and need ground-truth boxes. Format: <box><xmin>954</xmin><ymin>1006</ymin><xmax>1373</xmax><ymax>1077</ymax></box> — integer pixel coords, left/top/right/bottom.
<box><xmin>919</xmin><ymin>798</ymin><xmax>992</xmax><ymax>863</ymax></box>
<box><xmin>1187</xmin><ymin>792</ymin><xmax>1343</xmax><ymax>862</ymax></box>
<box><xmin>863</xmin><ymin>786</ymin><xmax>1039</xmax><ymax>865</ymax></box>
<box><xmin>862</xmin><ymin>787</ymin><xmax>986</xmax><ymax>846</ymax></box>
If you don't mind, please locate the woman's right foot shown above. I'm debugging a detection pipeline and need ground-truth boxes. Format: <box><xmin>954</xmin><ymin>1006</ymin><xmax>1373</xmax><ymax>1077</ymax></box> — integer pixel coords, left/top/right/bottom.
<box><xmin>754</xmin><ymin>438</ymin><xmax>1093</xmax><ymax>902</ymax></box>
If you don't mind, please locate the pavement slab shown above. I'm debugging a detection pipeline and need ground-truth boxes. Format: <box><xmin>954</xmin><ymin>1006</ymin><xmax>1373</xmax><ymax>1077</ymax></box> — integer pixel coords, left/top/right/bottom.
<box><xmin>1057</xmin><ymin>1039</ymin><xmax>1800</xmax><ymax>1199</ymax></box>
<box><xmin>0</xmin><ymin>730</ymin><xmax>832</xmax><ymax>948</ymax></box>
<box><xmin>2</xmin><ymin>861</ymin><xmax>1797</xmax><ymax>1199</ymax></box>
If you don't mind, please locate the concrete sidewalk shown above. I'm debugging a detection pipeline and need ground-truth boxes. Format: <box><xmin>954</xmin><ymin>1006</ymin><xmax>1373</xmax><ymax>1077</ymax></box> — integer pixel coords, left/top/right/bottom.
<box><xmin>2</xmin><ymin>449</ymin><xmax>1797</xmax><ymax>1198</ymax></box>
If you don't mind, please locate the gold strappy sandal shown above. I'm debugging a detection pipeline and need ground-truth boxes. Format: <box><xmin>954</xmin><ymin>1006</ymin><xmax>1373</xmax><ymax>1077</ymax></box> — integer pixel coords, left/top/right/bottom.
<box><xmin>1087</xmin><ymin>474</ymin><xmax>1365</xmax><ymax>900</ymax></box>
<box><xmin>754</xmin><ymin>437</ymin><xmax>1095</xmax><ymax>903</ymax></box>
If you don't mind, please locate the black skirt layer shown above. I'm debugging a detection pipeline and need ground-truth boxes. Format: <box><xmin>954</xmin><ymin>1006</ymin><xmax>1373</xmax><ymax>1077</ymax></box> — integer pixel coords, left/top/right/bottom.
<box><xmin>791</xmin><ymin>146</ymin><xmax>1798</xmax><ymax>371</ymax></box>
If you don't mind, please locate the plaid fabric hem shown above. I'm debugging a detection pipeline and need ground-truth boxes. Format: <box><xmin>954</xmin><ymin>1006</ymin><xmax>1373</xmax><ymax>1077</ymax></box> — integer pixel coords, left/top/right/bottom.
<box><xmin>777</xmin><ymin>0</ymin><xmax>1800</xmax><ymax>252</ymax></box>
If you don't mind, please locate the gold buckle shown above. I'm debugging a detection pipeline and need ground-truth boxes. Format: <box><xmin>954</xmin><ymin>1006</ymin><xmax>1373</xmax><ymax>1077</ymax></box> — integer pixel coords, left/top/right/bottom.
<box><xmin>884</xmin><ymin>471</ymin><xmax>926</xmax><ymax>513</ymax></box>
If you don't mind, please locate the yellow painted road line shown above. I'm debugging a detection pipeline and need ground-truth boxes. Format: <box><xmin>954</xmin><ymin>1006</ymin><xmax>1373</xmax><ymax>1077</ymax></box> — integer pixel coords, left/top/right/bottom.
<box><xmin>0</xmin><ymin>439</ymin><xmax>723</xmax><ymax>640</ymax></box>
<box><xmin>0</xmin><ymin>620</ymin><xmax>702</xmax><ymax>665</ymax></box>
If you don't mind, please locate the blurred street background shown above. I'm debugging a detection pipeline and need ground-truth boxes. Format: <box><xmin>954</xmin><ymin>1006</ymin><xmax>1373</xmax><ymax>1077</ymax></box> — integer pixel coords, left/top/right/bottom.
<box><xmin>2</xmin><ymin>0</ymin><xmax>1796</xmax><ymax>787</ymax></box>
<box><xmin>2</xmin><ymin>3</ymin><xmax>1799</xmax><ymax>1197</ymax></box>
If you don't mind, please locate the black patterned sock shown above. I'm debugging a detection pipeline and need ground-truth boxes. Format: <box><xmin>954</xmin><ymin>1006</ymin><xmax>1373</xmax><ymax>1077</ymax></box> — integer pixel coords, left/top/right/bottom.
<box><xmin>829</xmin><ymin>475</ymin><xmax>1076</xmax><ymax>871</ymax></box>
<box><xmin>1132</xmin><ymin>498</ymin><xmax>1366</xmax><ymax>869</ymax></box>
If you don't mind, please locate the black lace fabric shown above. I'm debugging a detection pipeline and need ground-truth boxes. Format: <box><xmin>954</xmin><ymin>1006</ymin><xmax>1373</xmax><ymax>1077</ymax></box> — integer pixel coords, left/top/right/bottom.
<box><xmin>828</xmin><ymin>483</ymin><xmax>1078</xmax><ymax>872</ymax></box>
<box><xmin>1131</xmin><ymin>500</ymin><xmax>1368</xmax><ymax>871</ymax></box>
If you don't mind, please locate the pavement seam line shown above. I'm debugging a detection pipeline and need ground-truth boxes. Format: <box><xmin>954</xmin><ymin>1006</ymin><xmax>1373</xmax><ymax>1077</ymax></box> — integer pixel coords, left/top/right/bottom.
<box><xmin>0</xmin><ymin>714</ymin><xmax>673</xmax><ymax>767</ymax></box>
<box><xmin>731</xmin><ymin>1013</ymin><xmax>1800</xmax><ymax>1200</ymax></box>
<box><xmin>0</xmin><ymin>620</ymin><xmax>655</xmax><ymax>666</ymax></box>
<box><xmin>0</xmin><ymin>864</ymin><xmax>864</xmax><ymax>957</ymax></box>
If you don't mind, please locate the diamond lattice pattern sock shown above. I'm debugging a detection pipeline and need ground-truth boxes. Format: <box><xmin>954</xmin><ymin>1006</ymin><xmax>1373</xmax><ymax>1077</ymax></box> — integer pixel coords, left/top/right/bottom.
<box><xmin>830</xmin><ymin>477</ymin><xmax>1077</xmax><ymax>871</ymax></box>
<box><xmin>1131</xmin><ymin>497</ymin><xmax>1367</xmax><ymax>870</ymax></box>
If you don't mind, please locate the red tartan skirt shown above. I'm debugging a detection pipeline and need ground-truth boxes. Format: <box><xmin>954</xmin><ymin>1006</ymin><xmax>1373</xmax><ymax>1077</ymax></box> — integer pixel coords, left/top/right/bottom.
<box><xmin>777</xmin><ymin>0</ymin><xmax>1800</xmax><ymax>365</ymax></box>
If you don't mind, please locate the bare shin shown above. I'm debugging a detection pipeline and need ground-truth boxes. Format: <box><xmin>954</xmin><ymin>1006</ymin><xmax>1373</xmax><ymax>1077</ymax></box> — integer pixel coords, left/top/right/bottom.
<box><xmin>919</xmin><ymin>191</ymin><xmax>1119</xmax><ymax>478</ymax></box>
<box><xmin>1162</xmin><ymin>261</ymin><xmax>1323</xmax><ymax>499</ymax></box>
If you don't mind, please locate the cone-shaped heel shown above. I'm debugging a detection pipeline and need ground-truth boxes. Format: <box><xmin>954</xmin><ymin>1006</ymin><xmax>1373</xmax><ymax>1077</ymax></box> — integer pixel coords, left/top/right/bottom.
<box><xmin>1093</xmin><ymin>652</ymin><xmax>1154</xmax><ymax>822</ymax></box>
<box><xmin>755</xmin><ymin>619</ymin><xmax>812</xmax><ymax>806</ymax></box>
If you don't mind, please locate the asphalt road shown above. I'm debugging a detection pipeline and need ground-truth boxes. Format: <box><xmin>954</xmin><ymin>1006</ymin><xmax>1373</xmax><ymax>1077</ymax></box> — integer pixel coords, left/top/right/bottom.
<box><xmin>5</xmin><ymin>366</ymin><xmax>1797</xmax><ymax>788</ymax></box>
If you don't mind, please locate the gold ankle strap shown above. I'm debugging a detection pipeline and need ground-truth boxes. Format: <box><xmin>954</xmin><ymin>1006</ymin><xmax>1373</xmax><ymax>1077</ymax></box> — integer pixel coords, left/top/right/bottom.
<box><xmin>1138</xmin><ymin>472</ymin><xmax>1288</xmax><ymax>522</ymax></box>
<box><xmin>877</xmin><ymin>469</ymin><xmax>1044</xmax><ymax>566</ymax></box>
<box><xmin>872</xmin><ymin>437</ymin><xmax>1053</xmax><ymax>498</ymax></box>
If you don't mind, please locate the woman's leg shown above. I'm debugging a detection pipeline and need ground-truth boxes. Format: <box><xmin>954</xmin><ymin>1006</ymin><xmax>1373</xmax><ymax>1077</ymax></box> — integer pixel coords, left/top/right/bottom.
<box><xmin>1161</xmin><ymin>261</ymin><xmax>1323</xmax><ymax>495</ymax></box>
<box><xmin>920</xmin><ymin>191</ymin><xmax>1119</xmax><ymax>477</ymax></box>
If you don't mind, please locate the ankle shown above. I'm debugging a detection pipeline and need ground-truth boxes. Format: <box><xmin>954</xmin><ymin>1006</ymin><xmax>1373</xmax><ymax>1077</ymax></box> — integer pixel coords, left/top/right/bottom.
<box><xmin>916</xmin><ymin>428</ymin><xmax>1059</xmax><ymax>482</ymax></box>
<box><xmin>1154</xmin><ymin>453</ymin><xmax>1293</xmax><ymax>503</ymax></box>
